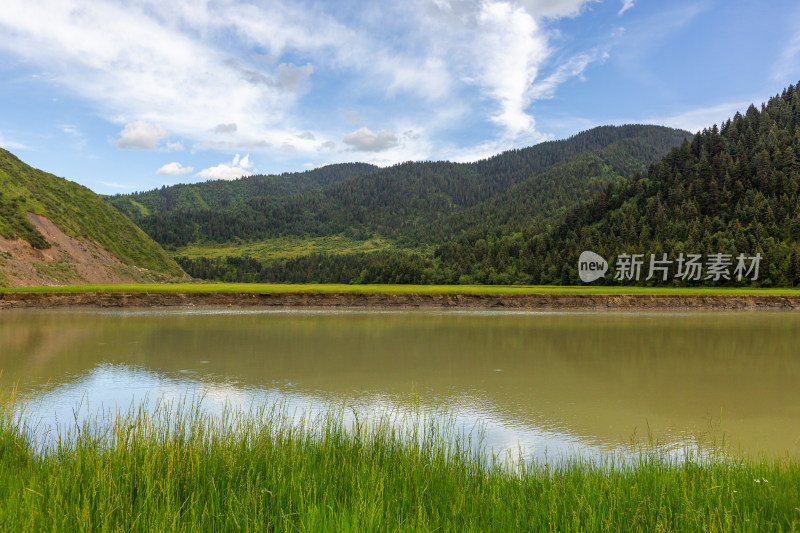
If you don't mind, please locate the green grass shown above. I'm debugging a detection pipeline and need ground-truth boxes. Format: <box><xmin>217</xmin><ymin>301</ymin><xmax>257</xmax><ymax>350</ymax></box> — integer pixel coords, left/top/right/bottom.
<box><xmin>32</xmin><ymin>260</ymin><xmax>83</xmax><ymax>284</ymax></box>
<box><xmin>3</xmin><ymin>282</ymin><xmax>800</xmax><ymax>295</ymax></box>
<box><xmin>1</xmin><ymin>393</ymin><xmax>798</xmax><ymax>532</ymax></box>
<box><xmin>173</xmin><ymin>235</ymin><xmax>397</xmax><ymax>262</ymax></box>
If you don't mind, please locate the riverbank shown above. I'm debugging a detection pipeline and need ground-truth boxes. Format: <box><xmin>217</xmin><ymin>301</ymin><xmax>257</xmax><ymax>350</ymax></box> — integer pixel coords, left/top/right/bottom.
<box><xmin>3</xmin><ymin>286</ymin><xmax>800</xmax><ymax>310</ymax></box>
<box><xmin>1</xmin><ymin>397</ymin><xmax>798</xmax><ymax>532</ymax></box>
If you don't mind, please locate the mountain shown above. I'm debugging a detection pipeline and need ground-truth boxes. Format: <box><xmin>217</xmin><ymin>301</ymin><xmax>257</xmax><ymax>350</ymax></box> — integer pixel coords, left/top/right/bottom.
<box><xmin>174</xmin><ymin>82</ymin><xmax>800</xmax><ymax>287</ymax></box>
<box><xmin>438</xmin><ymin>81</ymin><xmax>800</xmax><ymax>286</ymax></box>
<box><xmin>112</xmin><ymin>125</ymin><xmax>689</xmax><ymax>253</ymax></box>
<box><xmin>0</xmin><ymin>148</ymin><xmax>183</xmax><ymax>286</ymax></box>
<box><xmin>125</xmin><ymin>125</ymin><xmax>688</xmax><ymax>284</ymax></box>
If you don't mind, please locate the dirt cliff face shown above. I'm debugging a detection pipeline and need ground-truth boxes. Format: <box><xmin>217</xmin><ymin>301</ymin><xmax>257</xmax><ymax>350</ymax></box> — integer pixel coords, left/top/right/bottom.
<box><xmin>2</xmin><ymin>291</ymin><xmax>800</xmax><ymax>310</ymax></box>
<box><xmin>0</xmin><ymin>213</ymin><xmax>175</xmax><ymax>287</ymax></box>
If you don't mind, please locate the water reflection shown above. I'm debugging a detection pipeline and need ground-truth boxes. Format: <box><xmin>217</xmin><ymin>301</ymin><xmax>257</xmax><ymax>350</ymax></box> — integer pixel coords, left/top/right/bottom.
<box><xmin>1</xmin><ymin>308</ymin><xmax>799</xmax><ymax>462</ymax></box>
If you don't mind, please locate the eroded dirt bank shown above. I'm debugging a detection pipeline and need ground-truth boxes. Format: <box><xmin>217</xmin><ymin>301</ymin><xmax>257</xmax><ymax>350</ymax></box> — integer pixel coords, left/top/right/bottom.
<box><xmin>0</xmin><ymin>213</ymin><xmax>176</xmax><ymax>286</ymax></box>
<box><xmin>2</xmin><ymin>291</ymin><xmax>800</xmax><ymax>310</ymax></box>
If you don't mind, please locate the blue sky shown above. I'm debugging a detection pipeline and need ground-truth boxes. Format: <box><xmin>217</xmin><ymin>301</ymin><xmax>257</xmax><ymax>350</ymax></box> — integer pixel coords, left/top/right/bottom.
<box><xmin>0</xmin><ymin>0</ymin><xmax>798</xmax><ymax>194</ymax></box>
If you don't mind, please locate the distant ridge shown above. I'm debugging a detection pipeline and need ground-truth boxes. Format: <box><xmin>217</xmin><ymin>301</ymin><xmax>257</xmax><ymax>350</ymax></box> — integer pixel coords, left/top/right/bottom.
<box><xmin>112</xmin><ymin>124</ymin><xmax>690</xmax><ymax>250</ymax></box>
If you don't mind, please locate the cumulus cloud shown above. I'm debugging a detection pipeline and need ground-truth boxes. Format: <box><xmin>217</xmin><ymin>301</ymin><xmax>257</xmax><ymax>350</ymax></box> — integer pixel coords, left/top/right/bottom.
<box><xmin>156</xmin><ymin>162</ymin><xmax>194</xmax><ymax>176</ymax></box>
<box><xmin>214</xmin><ymin>123</ymin><xmax>238</xmax><ymax>133</ymax></box>
<box><xmin>0</xmin><ymin>0</ymin><xmax>602</xmax><ymax>166</ymax></box>
<box><xmin>343</xmin><ymin>127</ymin><xmax>399</xmax><ymax>152</ymax></box>
<box><xmin>618</xmin><ymin>0</ymin><xmax>635</xmax><ymax>15</ymax></box>
<box><xmin>116</xmin><ymin>121</ymin><xmax>169</xmax><ymax>150</ymax></box>
<box><xmin>473</xmin><ymin>1</ymin><xmax>548</xmax><ymax>137</ymax></box>
<box><xmin>197</xmin><ymin>154</ymin><xmax>254</xmax><ymax>180</ymax></box>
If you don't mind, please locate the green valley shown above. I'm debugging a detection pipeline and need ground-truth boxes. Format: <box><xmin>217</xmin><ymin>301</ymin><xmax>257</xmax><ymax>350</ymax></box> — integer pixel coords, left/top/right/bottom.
<box><xmin>110</xmin><ymin>125</ymin><xmax>690</xmax><ymax>284</ymax></box>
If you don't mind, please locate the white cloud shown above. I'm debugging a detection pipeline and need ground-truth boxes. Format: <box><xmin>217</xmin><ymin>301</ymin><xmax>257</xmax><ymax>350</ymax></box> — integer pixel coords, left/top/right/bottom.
<box><xmin>193</xmin><ymin>139</ymin><xmax>271</xmax><ymax>151</ymax></box>
<box><xmin>529</xmin><ymin>49</ymin><xmax>607</xmax><ymax>100</ymax></box>
<box><xmin>618</xmin><ymin>0</ymin><xmax>635</xmax><ymax>15</ymax></box>
<box><xmin>410</xmin><ymin>0</ymin><xmax>596</xmax><ymax>142</ymax></box>
<box><xmin>241</xmin><ymin>63</ymin><xmax>314</xmax><ymax>93</ymax></box>
<box><xmin>62</xmin><ymin>125</ymin><xmax>88</xmax><ymax>149</ymax></box>
<box><xmin>472</xmin><ymin>1</ymin><xmax>548</xmax><ymax>137</ymax></box>
<box><xmin>116</xmin><ymin>121</ymin><xmax>169</xmax><ymax>150</ymax></box>
<box><xmin>197</xmin><ymin>154</ymin><xmax>254</xmax><ymax>180</ymax></box>
<box><xmin>343</xmin><ymin>127</ymin><xmax>399</xmax><ymax>152</ymax></box>
<box><xmin>99</xmin><ymin>181</ymin><xmax>130</xmax><ymax>189</ymax></box>
<box><xmin>648</xmin><ymin>101</ymin><xmax>752</xmax><ymax>134</ymax></box>
<box><xmin>0</xmin><ymin>0</ymin><xmax>601</xmax><ymax>166</ymax></box>
<box><xmin>156</xmin><ymin>162</ymin><xmax>194</xmax><ymax>176</ymax></box>
<box><xmin>0</xmin><ymin>131</ymin><xmax>29</xmax><ymax>150</ymax></box>
<box><xmin>214</xmin><ymin>123</ymin><xmax>238</xmax><ymax>133</ymax></box>
<box><xmin>773</xmin><ymin>26</ymin><xmax>800</xmax><ymax>82</ymax></box>
<box><xmin>517</xmin><ymin>0</ymin><xmax>594</xmax><ymax>18</ymax></box>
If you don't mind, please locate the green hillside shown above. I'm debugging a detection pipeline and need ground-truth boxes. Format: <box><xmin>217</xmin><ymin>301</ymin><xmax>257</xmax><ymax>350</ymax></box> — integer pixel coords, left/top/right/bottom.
<box><xmin>526</xmin><ymin>82</ymin><xmax>800</xmax><ymax>286</ymax></box>
<box><xmin>107</xmin><ymin>162</ymin><xmax>378</xmax><ymax>219</ymax></box>
<box><xmin>0</xmin><ymin>148</ymin><xmax>183</xmax><ymax>279</ymax></box>
<box><xmin>114</xmin><ymin>125</ymin><xmax>688</xmax><ymax>253</ymax></box>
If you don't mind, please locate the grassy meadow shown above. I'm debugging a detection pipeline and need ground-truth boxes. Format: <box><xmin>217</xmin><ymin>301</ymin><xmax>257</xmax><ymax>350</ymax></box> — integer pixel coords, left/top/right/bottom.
<box><xmin>0</xmin><ymin>393</ymin><xmax>798</xmax><ymax>532</ymax></box>
<box><xmin>172</xmin><ymin>235</ymin><xmax>398</xmax><ymax>262</ymax></box>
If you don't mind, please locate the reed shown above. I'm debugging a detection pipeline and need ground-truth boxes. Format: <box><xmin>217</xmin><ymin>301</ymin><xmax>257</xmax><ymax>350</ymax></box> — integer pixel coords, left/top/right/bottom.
<box><xmin>1</xmin><ymin>393</ymin><xmax>798</xmax><ymax>532</ymax></box>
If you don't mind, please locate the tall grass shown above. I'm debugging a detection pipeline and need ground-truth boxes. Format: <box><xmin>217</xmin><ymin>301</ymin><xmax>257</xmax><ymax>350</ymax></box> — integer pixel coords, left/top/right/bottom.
<box><xmin>1</xmin><ymin>392</ymin><xmax>798</xmax><ymax>531</ymax></box>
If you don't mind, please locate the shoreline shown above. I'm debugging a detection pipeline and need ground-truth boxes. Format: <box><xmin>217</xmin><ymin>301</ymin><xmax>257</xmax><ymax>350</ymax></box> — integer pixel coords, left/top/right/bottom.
<box><xmin>3</xmin><ymin>291</ymin><xmax>800</xmax><ymax>310</ymax></box>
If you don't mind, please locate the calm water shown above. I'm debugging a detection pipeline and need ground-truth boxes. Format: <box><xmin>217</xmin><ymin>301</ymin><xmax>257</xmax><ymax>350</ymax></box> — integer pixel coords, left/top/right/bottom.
<box><xmin>1</xmin><ymin>308</ymin><xmax>799</xmax><ymax>462</ymax></box>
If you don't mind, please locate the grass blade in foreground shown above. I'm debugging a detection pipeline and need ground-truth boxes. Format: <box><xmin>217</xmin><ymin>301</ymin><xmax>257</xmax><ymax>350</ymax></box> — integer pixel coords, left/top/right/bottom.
<box><xmin>0</xmin><ymin>395</ymin><xmax>798</xmax><ymax>531</ymax></box>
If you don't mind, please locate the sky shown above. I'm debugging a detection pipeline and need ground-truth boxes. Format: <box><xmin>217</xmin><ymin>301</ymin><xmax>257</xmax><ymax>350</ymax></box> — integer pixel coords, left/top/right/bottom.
<box><xmin>0</xmin><ymin>0</ymin><xmax>798</xmax><ymax>195</ymax></box>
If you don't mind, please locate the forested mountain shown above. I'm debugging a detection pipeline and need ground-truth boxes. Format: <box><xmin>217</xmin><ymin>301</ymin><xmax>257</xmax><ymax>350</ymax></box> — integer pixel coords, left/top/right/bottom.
<box><xmin>177</xmin><ymin>81</ymin><xmax>800</xmax><ymax>286</ymax></box>
<box><xmin>430</xmin><ymin>136</ymin><xmax>676</xmax><ymax>242</ymax></box>
<box><xmin>524</xmin><ymin>82</ymin><xmax>800</xmax><ymax>287</ymax></box>
<box><xmin>0</xmin><ymin>149</ymin><xmax>183</xmax><ymax>286</ymax></box>
<box><xmin>113</xmin><ymin>125</ymin><xmax>689</xmax><ymax>248</ymax></box>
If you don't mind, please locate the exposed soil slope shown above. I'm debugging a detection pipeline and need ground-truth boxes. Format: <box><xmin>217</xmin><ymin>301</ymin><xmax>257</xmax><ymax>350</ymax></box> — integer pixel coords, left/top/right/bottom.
<box><xmin>0</xmin><ymin>213</ymin><xmax>176</xmax><ymax>287</ymax></box>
